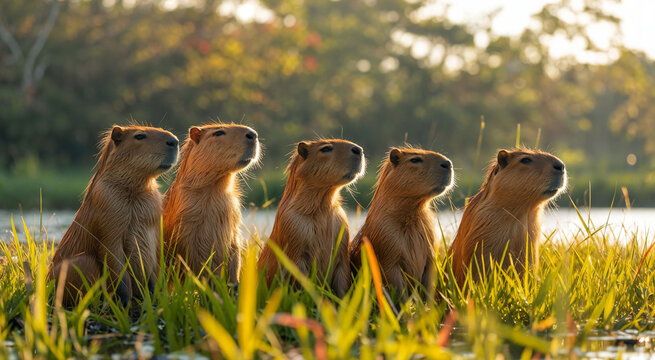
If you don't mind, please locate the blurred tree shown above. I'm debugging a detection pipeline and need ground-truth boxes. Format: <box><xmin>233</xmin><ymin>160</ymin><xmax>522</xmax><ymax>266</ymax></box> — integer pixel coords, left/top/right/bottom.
<box><xmin>0</xmin><ymin>0</ymin><xmax>653</xmax><ymax>180</ymax></box>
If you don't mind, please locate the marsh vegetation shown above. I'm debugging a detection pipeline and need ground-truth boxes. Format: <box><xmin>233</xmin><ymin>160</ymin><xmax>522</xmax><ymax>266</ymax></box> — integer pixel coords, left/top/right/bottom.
<box><xmin>1</xmin><ymin>203</ymin><xmax>655</xmax><ymax>359</ymax></box>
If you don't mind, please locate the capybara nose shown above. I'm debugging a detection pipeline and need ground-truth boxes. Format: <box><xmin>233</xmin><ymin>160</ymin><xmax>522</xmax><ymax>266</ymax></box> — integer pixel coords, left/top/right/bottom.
<box><xmin>441</xmin><ymin>160</ymin><xmax>452</xmax><ymax>169</ymax></box>
<box><xmin>351</xmin><ymin>146</ymin><xmax>362</xmax><ymax>155</ymax></box>
<box><xmin>245</xmin><ymin>131</ymin><xmax>257</xmax><ymax>141</ymax></box>
<box><xmin>166</xmin><ymin>138</ymin><xmax>179</xmax><ymax>147</ymax></box>
<box><xmin>553</xmin><ymin>161</ymin><xmax>565</xmax><ymax>172</ymax></box>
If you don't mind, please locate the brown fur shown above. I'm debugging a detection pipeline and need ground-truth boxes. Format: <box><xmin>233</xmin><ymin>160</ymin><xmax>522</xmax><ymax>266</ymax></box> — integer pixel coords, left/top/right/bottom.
<box><xmin>350</xmin><ymin>147</ymin><xmax>453</xmax><ymax>296</ymax></box>
<box><xmin>48</xmin><ymin>125</ymin><xmax>179</xmax><ymax>307</ymax></box>
<box><xmin>449</xmin><ymin>148</ymin><xmax>567</xmax><ymax>287</ymax></box>
<box><xmin>163</xmin><ymin>124</ymin><xmax>260</xmax><ymax>282</ymax></box>
<box><xmin>258</xmin><ymin>139</ymin><xmax>365</xmax><ymax>297</ymax></box>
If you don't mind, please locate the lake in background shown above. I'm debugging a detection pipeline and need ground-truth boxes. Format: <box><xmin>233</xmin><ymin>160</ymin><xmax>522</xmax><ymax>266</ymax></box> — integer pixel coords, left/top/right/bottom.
<box><xmin>1</xmin><ymin>207</ymin><xmax>653</xmax><ymax>244</ymax></box>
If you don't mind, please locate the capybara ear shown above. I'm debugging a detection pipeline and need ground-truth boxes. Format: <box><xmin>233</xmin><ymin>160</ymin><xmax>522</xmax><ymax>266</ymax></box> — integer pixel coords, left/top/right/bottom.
<box><xmin>297</xmin><ymin>142</ymin><xmax>309</xmax><ymax>159</ymax></box>
<box><xmin>389</xmin><ymin>148</ymin><xmax>402</xmax><ymax>166</ymax></box>
<box><xmin>189</xmin><ymin>127</ymin><xmax>202</xmax><ymax>144</ymax></box>
<box><xmin>111</xmin><ymin>126</ymin><xmax>124</xmax><ymax>145</ymax></box>
<box><xmin>497</xmin><ymin>150</ymin><xmax>509</xmax><ymax>168</ymax></box>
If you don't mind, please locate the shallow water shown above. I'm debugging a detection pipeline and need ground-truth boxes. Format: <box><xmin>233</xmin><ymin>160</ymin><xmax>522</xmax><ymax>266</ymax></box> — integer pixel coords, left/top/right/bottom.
<box><xmin>1</xmin><ymin>207</ymin><xmax>653</xmax><ymax>244</ymax></box>
<box><xmin>4</xmin><ymin>327</ymin><xmax>655</xmax><ymax>358</ymax></box>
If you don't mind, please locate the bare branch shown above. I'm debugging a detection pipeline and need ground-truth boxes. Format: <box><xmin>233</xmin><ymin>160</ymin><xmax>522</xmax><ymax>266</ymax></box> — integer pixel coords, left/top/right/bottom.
<box><xmin>34</xmin><ymin>55</ymin><xmax>51</xmax><ymax>83</ymax></box>
<box><xmin>0</xmin><ymin>13</ymin><xmax>24</xmax><ymax>64</ymax></box>
<box><xmin>21</xmin><ymin>0</ymin><xmax>60</xmax><ymax>92</ymax></box>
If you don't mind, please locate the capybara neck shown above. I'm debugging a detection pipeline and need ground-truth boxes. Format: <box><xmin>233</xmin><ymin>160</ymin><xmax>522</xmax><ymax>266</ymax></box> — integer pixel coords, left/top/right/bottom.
<box><xmin>95</xmin><ymin>168</ymin><xmax>160</xmax><ymax>194</ymax></box>
<box><xmin>372</xmin><ymin>183</ymin><xmax>434</xmax><ymax>212</ymax></box>
<box><xmin>279</xmin><ymin>167</ymin><xmax>343</xmax><ymax>215</ymax></box>
<box><xmin>176</xmin><ymin>167</ymin><xmax>238</xmax><ymax>193</ymax></box>
<box><xmin>176</xmin><ymin>147</ymin><xmax>238</xmax><ymax>191</ymax></box>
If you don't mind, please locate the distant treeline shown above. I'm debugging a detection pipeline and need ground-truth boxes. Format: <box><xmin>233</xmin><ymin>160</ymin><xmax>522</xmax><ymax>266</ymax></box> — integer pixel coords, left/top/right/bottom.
<box><xmin>1</xmin><ymin>0</ymin><xmax>654</xmax><ymax>207</ymax></box>
<box><xmin>0</xmin><ymin>168</ymin><xmax>652</xmax><ymax>210</ymax></box>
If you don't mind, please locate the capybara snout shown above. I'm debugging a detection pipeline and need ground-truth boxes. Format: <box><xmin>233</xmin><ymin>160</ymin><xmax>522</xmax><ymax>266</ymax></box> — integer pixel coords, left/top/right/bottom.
<box><xmin>546</xmin><ymin>159</ymin><xmax>567</xmax><ymax>196</ymax></box>
<box><xmin>240</xmin><ymin>129</ymin><xmax>260</xmax><ymax>166</ymax></box>
<box><xmin>435</xmin><ymin>159</ymin><xmax>454</xmax><ymax>194</ymax></box>
<box><xmin>346</xmin><ymin>145</ymin><xmax>365</xmax><ymax>181</ymax></box>
<box><xmin>162</xmin><ymin>136</ymin><xmax>180</xmax><ymax>169</ymax></box>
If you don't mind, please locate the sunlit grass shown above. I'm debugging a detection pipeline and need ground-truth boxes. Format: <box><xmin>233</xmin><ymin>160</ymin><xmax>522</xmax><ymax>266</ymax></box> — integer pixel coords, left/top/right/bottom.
<box><xmin>1</xmin><ymin>204</ymin><xmax>654</xmax><ymax>359</ymax></box>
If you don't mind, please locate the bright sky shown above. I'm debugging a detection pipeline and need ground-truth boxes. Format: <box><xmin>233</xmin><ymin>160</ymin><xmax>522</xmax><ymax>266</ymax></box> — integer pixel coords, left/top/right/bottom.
<box><xmin>194</xmin><ymin>0</ymin><xmax>655</xmax><ymax>62</ymax></box>
<box><xmin>427</xmin><ymin>0</ymin><xmax>655</xmax><ymax>60</ymax></box>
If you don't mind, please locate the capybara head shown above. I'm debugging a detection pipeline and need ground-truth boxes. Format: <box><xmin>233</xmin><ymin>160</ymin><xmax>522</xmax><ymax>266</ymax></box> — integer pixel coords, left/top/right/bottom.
<box><xmin>377</xmin><ymin>147</ymin><xmax>454</xmax><ymax>199</ymax></box>
<box><xmin>101</xmin><ymin>125</ymin><xmax>179</xmax><ymax>176</ymax></box>
<box><xmin>290</xmin><ymin>139</ymin><xmax>365</xmax><ymax>187</ymax></box>
<box><xmin>182</xmin><ymin>124</ymin><xmax>260</xmax><ymax>176</ymax></box>
<box><xmin>486</xmin><ymin>149</ymin><xmax>567</xmax><ymax>205</ymax></box>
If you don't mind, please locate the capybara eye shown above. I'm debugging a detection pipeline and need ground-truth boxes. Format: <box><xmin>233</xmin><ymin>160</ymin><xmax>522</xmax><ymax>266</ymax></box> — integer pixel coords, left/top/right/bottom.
<box><xmin>410</xmin><ymin>157</ymin><xmax>423</xmax><ymax>164</ymax></box>
<box><xmin>213</xmin><ymin>130</ymin><xmax>226</xmax><ymax>137</ymax></box>
<box><xmin>134</xmin><ymin>134</ymin><xmax>146</xmax><ymax>140</ymax></box>
<box><xmin>520</xmin><ymin>157</ymin><xmax>533</xmax><ymax>164</ymax></box>
<box><xmin>320</xmin><ymin>146</ymin><xmax>333</xmax><ymax>153</ymax></box>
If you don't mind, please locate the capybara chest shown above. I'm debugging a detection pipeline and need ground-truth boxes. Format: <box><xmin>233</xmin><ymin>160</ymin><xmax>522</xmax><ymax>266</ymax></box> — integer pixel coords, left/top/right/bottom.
<box><xmin>301</xmin><ymin>211</ymin><xmax>348</xmax><ymax>273</ymax></box>
<box><xmin>113</xmin><ymin>191</ymin><xmax>161</xmax><ymax>273</ymax></box>
<box><xmin>399</xmin><ymin>220</ymin><xmax>435</xmax><ymax>275</ymax></box>
<box><xmin>193</xmin><ymin>195</ymin><xmax>241</xmax><ymax>249</ymax></box>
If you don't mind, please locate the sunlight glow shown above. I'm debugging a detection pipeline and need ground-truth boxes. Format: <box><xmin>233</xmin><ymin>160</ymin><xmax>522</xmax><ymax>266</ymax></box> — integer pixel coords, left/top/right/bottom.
<box><xmin>436</xmin><ymin>0</ymin><xmax>655</xmax><ymax>60</ymax></box>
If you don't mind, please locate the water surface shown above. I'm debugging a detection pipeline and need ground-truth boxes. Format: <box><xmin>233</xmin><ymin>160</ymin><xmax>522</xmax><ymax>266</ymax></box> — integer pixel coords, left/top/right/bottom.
<box><xmin>1</xmin><ymin>207</ymin><xmax>652</xmax><ymax>244</ymax></box>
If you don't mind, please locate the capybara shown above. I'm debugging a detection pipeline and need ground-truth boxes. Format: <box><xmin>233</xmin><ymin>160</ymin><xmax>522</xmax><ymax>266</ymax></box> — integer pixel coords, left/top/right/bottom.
<box><xmin>48</xmin><ymin>125</ymin><xmax>179</xmax><ymax>307</ymax></box>
<box><xmin>258</xmin><ymin>139</ymin><xmax>365</xmax><ymax>297</ymax></box>
<box><xmin>449</xmin><ymin>149</ymin><xmax>567</xmax><ymax>286</ymax></box>
<box><xmin>163</xmin><ymin>124</ymin><xmax>260</xmax><ymax>283</ymax></box>
<box><xmin>350</xmin><ymin>147</ymin><xmax>453</xmax><ymax>297</ymax></box>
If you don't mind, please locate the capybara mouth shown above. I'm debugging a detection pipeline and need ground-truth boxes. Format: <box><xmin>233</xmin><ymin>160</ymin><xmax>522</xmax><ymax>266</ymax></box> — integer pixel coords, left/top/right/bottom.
<box><xmin>343</xmin><ymin>158</ymin><xmax>365</xmax><ymax>181</ymax></box>
<box><xmin>237</xmin><ymin>143</ymin><xmax>259</xmax><ymax>168</ymax></box>
<box><xmin>543</xmin><ymin>184</ymin><xmax>564</xmax><ymax>198</ymax></box>
<box><xmin>432</xmin><ymin>169</ymin><xmax>454</xmax><ymax>194</ymax></box>
<box><xmin>343</xmin><ymin>171</ymin><xmax>357</xmax><ymax>181</ymax></box>
<box><xmin>237</xmin><ymin>157</ymin><xmax>255</xmax><ymax>167</ymax></box>
<box><xmin>237</xmin><ymin>152</ymin><xmax>257</xmax><ymax>167</ymax></box>
<box><xmin>543</xmin><ymin>174</ymin><xmax>566</xmax><ymax>198</ymax></box>
<box><xmin>433</xmin><ymin>181</ymin><xmax>452</xmax><ymax>195</ymax></box>
<box><xmin>158</xmin><ymin>151</ymin><xmax>178</xmax><ymax>171</ymax></box>
<box><xmin>543</xmin><ymin>188</ymin><xmax>559</xmax><ymax>197</ymax></box>
<box><xmin>544</xmin><ymin>180</ymin><xmax>564</xmax><ymax>198</ymax></box>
